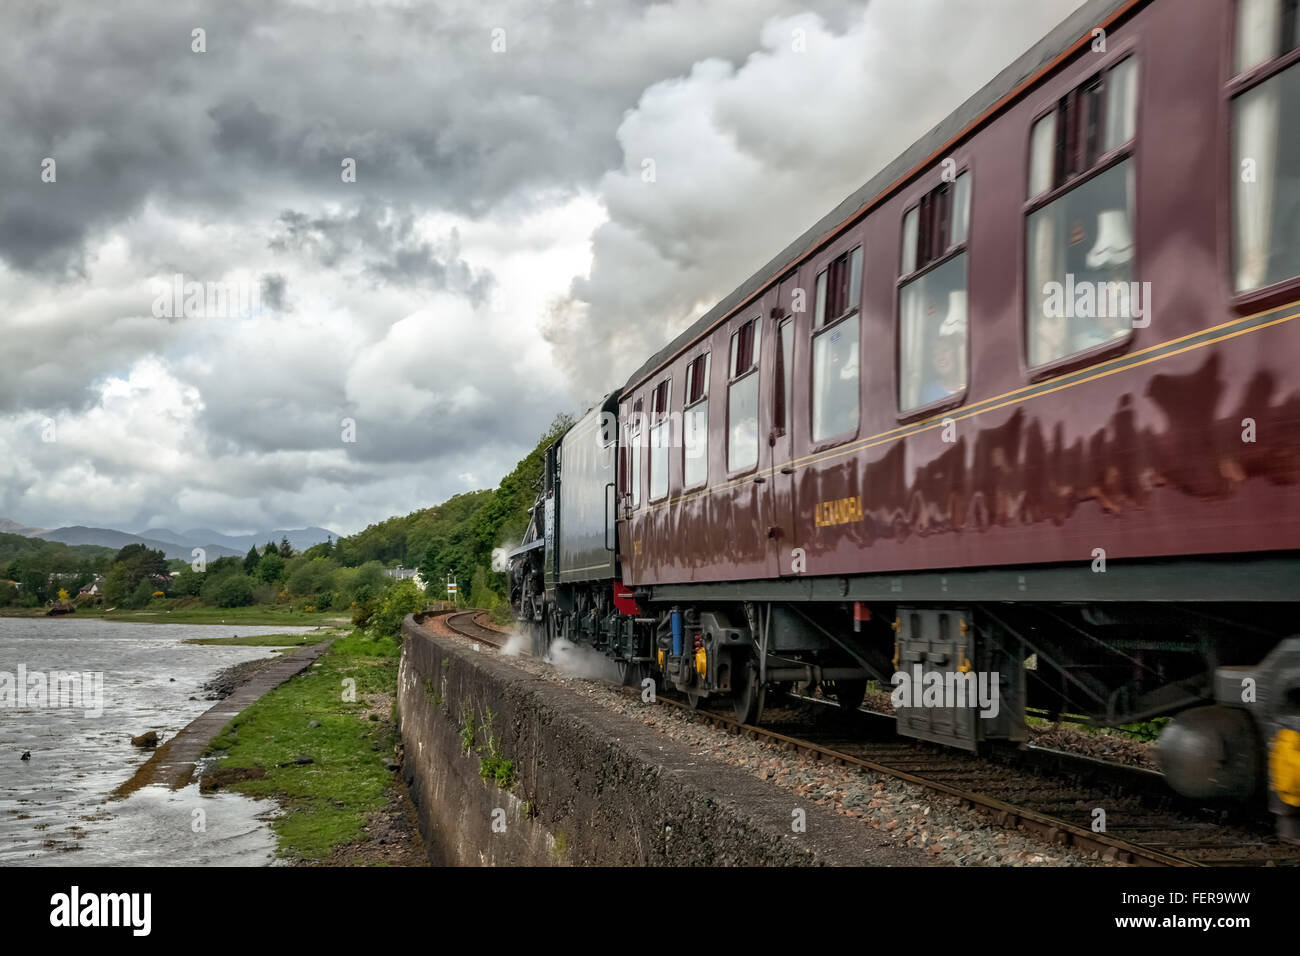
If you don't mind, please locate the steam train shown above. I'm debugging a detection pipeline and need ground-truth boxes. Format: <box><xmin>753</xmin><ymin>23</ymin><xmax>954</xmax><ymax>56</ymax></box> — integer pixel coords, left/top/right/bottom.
<box><xmin>508</xmin><ymin>0</ymin><xmax>1300</xmax><ymax>839</ymax></box>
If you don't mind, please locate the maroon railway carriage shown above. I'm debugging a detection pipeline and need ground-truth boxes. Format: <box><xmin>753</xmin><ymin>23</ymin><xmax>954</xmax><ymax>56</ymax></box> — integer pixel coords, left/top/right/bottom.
<box><xmin>509</xmin><ymin>0</ymin><xmax>1300</xmax><ymax>837</ymax></box>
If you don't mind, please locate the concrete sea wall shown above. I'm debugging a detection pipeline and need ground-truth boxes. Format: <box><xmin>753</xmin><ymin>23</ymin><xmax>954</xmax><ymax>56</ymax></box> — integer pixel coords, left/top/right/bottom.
<box><xmin>398</xmin><ymin>614</ymin><xmax>901</xmax><ymax>866</ymax></box>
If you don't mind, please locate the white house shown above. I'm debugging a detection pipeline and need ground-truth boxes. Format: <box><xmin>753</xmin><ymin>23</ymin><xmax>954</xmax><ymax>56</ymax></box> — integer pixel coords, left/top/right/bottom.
<box><xmin>384</xmin><ymin>566</ymin><xmax>426</xmax><ymax>591</ymax></box>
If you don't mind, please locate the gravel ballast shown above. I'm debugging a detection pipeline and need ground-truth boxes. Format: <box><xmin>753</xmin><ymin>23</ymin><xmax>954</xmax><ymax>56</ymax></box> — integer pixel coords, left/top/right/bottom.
<box><xmin>435</xmin><ymin>614</ymin><xmax>1114</xmax><ymax>867</ymax></box>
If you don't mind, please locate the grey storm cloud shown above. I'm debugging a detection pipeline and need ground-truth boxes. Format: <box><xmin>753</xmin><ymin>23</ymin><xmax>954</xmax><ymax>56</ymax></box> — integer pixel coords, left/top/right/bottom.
<box><xmin>260</xmin><ymin>273</ymin><xmax>289</xmax><ymax>312</ymax></box>
<box><xmin>0</xmin><ymin>0</ymin><xmax>858</xmax><ymax>276</ymax></box>
<box><xmin>270</xmin><ymin>205</ymin><xmax>495</xmax><ymax>304</ymax></box>
<box><xmin>0</xmin><ymin>0</ymin><xmax>1065</xmax><ymax>536</ymax></box>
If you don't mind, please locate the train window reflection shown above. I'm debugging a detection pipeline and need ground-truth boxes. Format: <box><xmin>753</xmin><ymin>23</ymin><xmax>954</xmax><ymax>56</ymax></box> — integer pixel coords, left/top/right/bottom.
<box><xmin>900</xmin><ymin>255</ymin><xmax>968</xmax><ymax>411</ymax></box>
<box><xmin>812</xmin><ymin>316</ymin><xmax>859</xmax><ymax>441</ymax></box>
<box><xmin>1026</xmin><ymin>159</ymin><xmax>1135</xmax><ymax>365</ymax></box>
<box><xmin>727</xmin><ymin>371</ymin><xmax>759</xmax><ymax>472</ymax></box>
<box><xmin>1235</xmin><ymin>0</ymin><xmax>1300</xmax><ymax>75</ymax></box>
<box><xmin>1232</xmin><ymin>45</ymin><xmax>1300</xmax><ymax>291</ymax></box>
<box><xmin>683</xmin><ymin>353</ymin><xmax>709</xmax><ymax>487</ymax></box>
<box><xmin>899</xmin><ymin>171</ymin><xmax>971</xmax><ymax>412</ymax></box>
<box><xmin>649</xmin><ymin>380</ymin><xmax>671</xmax><ymax>501</ymax></box>
<box><xmin>627</xmin><ymin>399</ymin><xmax>643</xmax><ymax>509</ymax></box>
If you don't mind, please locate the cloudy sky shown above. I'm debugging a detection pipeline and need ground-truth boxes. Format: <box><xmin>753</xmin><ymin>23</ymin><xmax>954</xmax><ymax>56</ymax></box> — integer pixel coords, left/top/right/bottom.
<box><xmin>0</xmin><ymin>0</ymin><xmax>1087</xmax><ymax>537</ymax></box>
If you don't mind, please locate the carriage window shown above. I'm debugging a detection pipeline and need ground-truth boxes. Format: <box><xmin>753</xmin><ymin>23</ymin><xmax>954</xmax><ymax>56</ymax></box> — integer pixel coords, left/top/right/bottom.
<box><xmin>1105</xmin><ymin>57</ymin><xmax>1139</xmax><ymax>151</ymax></box>
<box><xmin>1032</xmin><ymin>58</ymin><xmax>1138</xmax><ymax>197</ymax></box>
<box><xmin>727</xmin><ymin>319</ymin><xmax>760</xmax><ymax>472</ymax></box>
<box><xmin>906</xmin><ymin>175</ymin><xmax>970</xmax><ymax>277</ymax></box>
<box><xmin>729</xmin><ymin>318</ymin><xmax>760</xmax><ymax>377</ymax></box>
<box><xmin>775</xmin><ymin>320</ymin><xmax>793</xmax><ymax>435</ymax></box>
<box><xmin>901</xmin><ymin>208</ymin><xmax>919</xmax><ymax>274</ymax></box>
<box><xmin>1232</xmin><ymin>0</ymin><xmax>1300</xmax><ymax>292</ymax></box>
<box><xmin>1029</xmin><ymin>113</ymin><xmax>1057</xmax><ymax>199</ymax></box>
<box><xmin>649</xmin><ymin>379</ymin><xmax>671</xmax><ymax>501</ymax></box>
<box><xmin>899</xmin><ymin>173</ymin><xmax>970</xmax><ymax>412</ymax></box>
<box><xmin>1235</xmin><ymin>0</ymin><xmax>1300</xmax><ymax>74</ymax></box>
<box><xmin>812</xmin><ymin>315</ymin><xmax>859</xmax><ymax>440</ymax></box>
<box><xmin>1026</xmin><ymin>58</ymin><xmax>1139</xmax><ymax>367</ymax></box>
<box><xmin>626</xmin><ymin>398</ymin><xmax>643</xmax><ymax>509</ymax></box>
<box><xmin>815</xmin><ymin>246</ymin><xmax>862</xmax><ymax>328</ymax></box>
<box><xmin>810</xmin><ymin>244</ymin><xmax>863</xmax><ymax>441</ymax></box>
<box><xmin>683</xmin><ymin>353</ymin><xmax>709</xmax><ymax>487</ymax></box>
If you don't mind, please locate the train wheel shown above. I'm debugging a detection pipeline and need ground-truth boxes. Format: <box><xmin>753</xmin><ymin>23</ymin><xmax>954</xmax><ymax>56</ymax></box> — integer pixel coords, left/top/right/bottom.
<box><xmin>541</xmin><ymin>613</ymin><xmax>557</xmax><ymax>660</ymax></box>
<box><xmin>617</xmin><ymin>660</ymin><xmax>646</xmax><ymax>688</ymax></box>
<box><xmin>835</xmin><ymin>679</ymin><xmax>867</xmax><ymax>714</ymax></box>
<box><xmin>732</xmin><ymin>660</ymin><xmax>764</xmax><ymax>724</ymax></box>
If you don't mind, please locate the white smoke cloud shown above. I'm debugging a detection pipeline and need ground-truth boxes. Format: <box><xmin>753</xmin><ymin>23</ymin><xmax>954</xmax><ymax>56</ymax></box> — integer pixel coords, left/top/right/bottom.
<box><xmin>546</xmin><ymin>637</ymin><xmax>623</xmax><ymax>682</ymax></box>
<box><xmin>500</xmin><ymin>629</ymin><xmax>529</xmax><ymax>657</ymax></box>
<box><xmin>546</xmin><ymin>0</ymin><xmax>1089</xmax><ymax>390</ymax></box>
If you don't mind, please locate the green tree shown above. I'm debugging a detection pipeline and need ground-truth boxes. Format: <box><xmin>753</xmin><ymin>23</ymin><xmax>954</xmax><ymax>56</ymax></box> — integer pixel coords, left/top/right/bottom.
<box><xmin>173</xmin><ymin>566</ymin><xmax>205</xmax><ymax>596</ymax></box>
<box><xmin>255</xmin><ymin>552</ymin><xmax>285</xmax><ymax>584</ymax></box>
<box><xmin>278</xmin><ymin>536</ymin><xmax>294</xmax><ymax>558</ymax></box>
<box><xmin>103</xmin><ymin>562</ymin><xmax>132</xmax><ymax>605</ymax></box>
<box><xmin>467</xmin><ymin>565</ymin><xmax>499</xmax><ymax>610</ymax></box>
<box><xmin>128</xmin><ymin>578</ymin><xmax>156</xmax><ymax>609</ymax></box>
<box><xmin>286</xmin><ymin>557</ymin><xmax>335</xmax><ymax>601</ymax></box>
<box><xmin>114</xmin><ymin>544</ymin><xmax>169</xmax><ymax>583</ymax></box>
<box><xmin>263</xmin><ymin>541</ymin><xmax>278</xmax><ymax>558</ymax></box>
<box><xmin>17</xmin><ymin>562</ymin><xmax>52</xmax><ymax>605</ymax></box>
<box><xmin>199</xmin><ymin>558</ymin><xmax>244</xmax><ymax>604</ymax></box>
<box><xmin>348</xmin><ymin>561</ymin><xmax>389</xmax><ymax>604</ymax></box>
<box><xmin>243</xmin><ymin>546</ymin><xmax>261</xmax><ymax>574</ymax></box>
<box><xmin>205</xmin><ymin>556</ymin><xmax>242</xmax><ymax>579</ymax></box>
<box><xmin>214</xmin><ymin>574</ymin><xmax>255</xmax><ymax>607</ymax></box>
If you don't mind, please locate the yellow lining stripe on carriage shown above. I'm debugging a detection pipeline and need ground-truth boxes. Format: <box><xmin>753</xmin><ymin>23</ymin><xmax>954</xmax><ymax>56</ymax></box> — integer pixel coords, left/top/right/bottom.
<box><xmin>639</xmin><ymin>301</ymin><xmax>1300</xmax><ymax>513</ymax></box>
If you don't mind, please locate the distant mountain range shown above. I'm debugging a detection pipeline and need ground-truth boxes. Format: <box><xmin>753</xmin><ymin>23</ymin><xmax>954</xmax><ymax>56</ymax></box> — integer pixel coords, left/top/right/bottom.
<box><xmin>0</xmin><ymin>518</ymin><xmax>46</xmax><ymax>536</ymax></box>
<box><xmin>136</xmin><ymin>526</ymin><xmax>339</xmax><ymax>555</ymax></box>
<box><xmin>0</xmin><ymin>518</ymin><xmax>339</xmax><ymax>562</ymax></box>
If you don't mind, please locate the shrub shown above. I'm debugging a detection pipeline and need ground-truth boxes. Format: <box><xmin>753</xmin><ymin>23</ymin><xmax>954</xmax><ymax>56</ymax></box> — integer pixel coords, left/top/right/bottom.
<box><xmin>286</xmin><ymin>557</ymin><xmax>335</xmax><ymax>600</ymax></box>
<box><xmin>255</xmin><ymin>552</ymin><xmax>285</xmax><ymax>584</ymax></box>
<box><xmin>352</xmin><ymin>600</ymin><xmax>376</xmax><ymax>629</ymax></box>
<box><xmin>368</xmin><ymin>578</ymin><xmax>423</xmax><ymax>638</ymax></box>
<box><xmin>128</xmin><ymin>579</ymin><xmax>155</xmax><ymax>609</ymax></box>
<box><xmin>214</xmin><ymin>574</ymin><xmax>255</xmax><ymax>608</ymax></box>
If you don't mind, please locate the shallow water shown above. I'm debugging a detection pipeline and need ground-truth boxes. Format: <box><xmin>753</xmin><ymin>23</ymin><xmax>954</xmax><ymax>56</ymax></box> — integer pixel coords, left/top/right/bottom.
<box><xmin>0</xmin><ymin>617</ymin><xmax>320</xmax><ymax>865</ymax></box>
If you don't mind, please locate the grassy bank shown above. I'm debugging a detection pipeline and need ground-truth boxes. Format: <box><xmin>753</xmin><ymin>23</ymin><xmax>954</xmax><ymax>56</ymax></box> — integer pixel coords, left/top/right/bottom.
<box><xmin>203</xmin><ymin>630</ymin><xmax>408</xmax><ymax>862</ymax></box>
<box><xmin>0</xmin><ymin>603</ymin><xmax>343</xmax><ymax>626</ymax></box>
<box><xmin>184</xmin><ymin>630</ymin><xmax>347</xmax><ymax>647</ymax></box>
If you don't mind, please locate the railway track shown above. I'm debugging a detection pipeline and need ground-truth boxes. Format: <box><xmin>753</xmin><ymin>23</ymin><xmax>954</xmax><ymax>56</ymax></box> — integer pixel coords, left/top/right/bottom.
<box><xmin>777</xmin><ymin>707</ymin><xmax>1300</xmax><ymax>867</ymax></box>
<box><xmin>432</xmin><ymin>608</ymin><xmax>1300</xmax><ymax>868</ymax></box>
<box><xmin>442</xmin><ymin>609</ymin><xmax>510</xmax><ymax>648</ymax></box>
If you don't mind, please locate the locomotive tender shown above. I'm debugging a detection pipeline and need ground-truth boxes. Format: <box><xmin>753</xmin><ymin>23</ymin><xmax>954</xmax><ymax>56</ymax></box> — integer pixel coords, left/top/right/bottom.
<box><xmin>509</xmin><ymin>0</ymin><xmax>1300</xmax><ymax>838</ymax></box>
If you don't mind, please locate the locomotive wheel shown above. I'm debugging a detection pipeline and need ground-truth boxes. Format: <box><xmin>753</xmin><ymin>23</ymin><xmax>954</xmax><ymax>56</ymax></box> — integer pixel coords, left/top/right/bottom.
<box><xmin>732</xmin><ymin>660</ymin><xmax>764</xmax><ymax>724</ymax></box>
<box><xmin>541</xmin><ymin>613</ymin><xmax>557</xmax><ymax>660</ymax></box>
<box><xmin>617</xmin><ymin>660</ymin><xmax>646</xmax><ymax>688</ymax></box>
<box><xmin>835</xmin><ymin>679</ymin><xmax>867</xmax><ymax>714</ymax></box>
